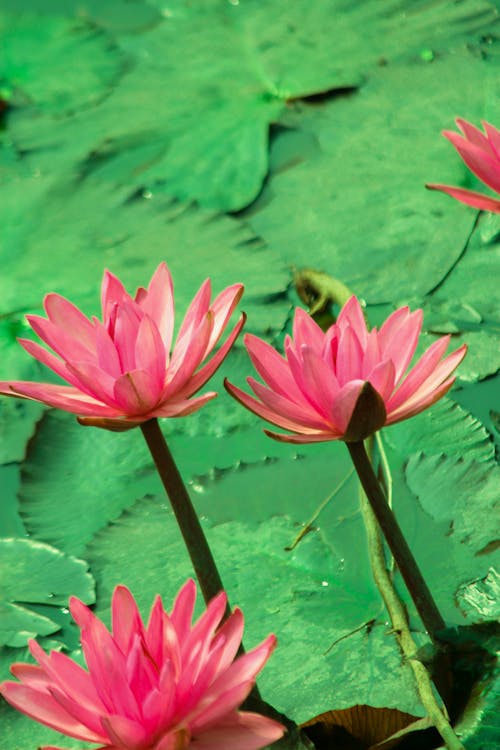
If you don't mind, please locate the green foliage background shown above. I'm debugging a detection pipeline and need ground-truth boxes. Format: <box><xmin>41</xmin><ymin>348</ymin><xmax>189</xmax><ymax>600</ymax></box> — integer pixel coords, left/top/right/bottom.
<box><xmin>0</xmin><ymin>1</ymin><xmax>499</xmax><ymax>747</ymax></box>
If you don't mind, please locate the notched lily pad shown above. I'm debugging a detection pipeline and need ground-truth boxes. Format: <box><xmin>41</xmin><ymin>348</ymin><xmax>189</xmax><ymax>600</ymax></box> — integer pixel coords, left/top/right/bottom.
<box><xmin>0</xmin><ymin>537</ymin><xmax>94</xmax><ymax>647</ymax></box>
<box><xmin>10</xmin><ymin>0</ymin><xmax>498</xmax><ymax>211</ymax></box>
<box><xmin>421</xmin><ymin>212</ymin><xmax>500</xmax><ymax>382</ymax></box>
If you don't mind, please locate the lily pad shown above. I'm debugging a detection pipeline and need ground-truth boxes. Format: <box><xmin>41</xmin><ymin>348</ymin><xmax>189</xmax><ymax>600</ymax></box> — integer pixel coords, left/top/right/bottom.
<box><xmin>0</xmin><ymin>13</ymin><xmax>124</xmax><ymax>114</ymax></box>
<box><xmin>0</xmin><ymin>0</ymin><xmax>161</xmax><ymax>34</ymax></box>
<box><xmin>18</xmin><ymin>410</ymin><xmax>159</xmax><ymax>556</ymax></box>
<box><xmin>8</xmin><ymin>0</ymin><xmax>498</xmax><ymax>211</ymax></box>
<box><xmin>405</xmin><ymin>453</ymin><xmax>500</xmax><ymax>554</ymax></box>
<box><xmin>0</xmin><ymin>178</ymin><xmax>290</xmax><ymax>337</ymax></box>
<box><xmin>247</xmin><ymin>52</ymin><xmax>500</xmax><ymax>304</ymax></box>
<box><xmin>0</xmin><ymin>699</ymin><xmax>87</xmax><ymax>750</ymax></box>
<box><xmin>420</xmin><ymin>210</ymin><xmax>500</xmax><ymax>382</ymax></box>
<box><xmin>384</xmin><ymin>397</ymin><xmax>494</xmax><ymax>464</ymax></box>
<box><xmin>460</xmin><ymin>671</ymin><xmax>500</xmax><ymax>750</ymax></box>
<box><xmin>86</xmin><ymin>495</ymin><xmax>427</xmax><ymax>721</ymax></box>
<box><xmin>0</xmin><ymin>538</ymin><xmax>94</xmax><ymax>646</ymax></box>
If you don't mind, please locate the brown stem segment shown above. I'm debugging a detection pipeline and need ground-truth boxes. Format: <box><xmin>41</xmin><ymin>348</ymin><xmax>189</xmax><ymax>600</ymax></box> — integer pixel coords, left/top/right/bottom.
<box><xmin>347</xmin><ymin>440</ymin><xmax>446</xmax><ymax>643</ymax></box>
<box><xmin>140</xmin><ymin>418</ymin><xmax>227</xmax><ymax>611</ymax></box>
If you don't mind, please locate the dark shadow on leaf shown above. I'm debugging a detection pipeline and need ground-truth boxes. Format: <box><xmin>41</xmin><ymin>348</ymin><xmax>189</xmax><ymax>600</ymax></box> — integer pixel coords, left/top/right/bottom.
<box><xmin>287</xmin><ymin>86</ymin><xmax>359</xmax><ymax>105</ymax></box>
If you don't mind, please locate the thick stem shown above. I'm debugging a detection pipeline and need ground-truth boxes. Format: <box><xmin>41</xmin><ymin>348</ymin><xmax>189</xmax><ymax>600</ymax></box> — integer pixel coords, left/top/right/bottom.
<box><xmin>140</xmin><ymin>418</ymin><xmax>227</xmax><ymax>611</ymax></box>
<box><xmin>347</xmin><ymin>440</ymin><xmax>446</xmax><ymax>643</ymax></box>
<box><xmin>141</xmin><ymin>418</ymin><xmax>269</xmax><ymax>706</ymax></box>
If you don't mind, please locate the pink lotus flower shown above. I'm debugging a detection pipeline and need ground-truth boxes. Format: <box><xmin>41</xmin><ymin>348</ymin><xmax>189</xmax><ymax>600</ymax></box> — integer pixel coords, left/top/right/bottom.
<box><xmin>0</xmin><ymin>264</ymin><xmax>244</xmax><ymax>430</ymax></box>
<box><xmin>426</xmin><ymin>118</ymin><xmax>500</xmax><ymax>212</ymax></box>
<box><xmin>0</xmin><ymin>580</ymin><xmax>284</xmax><ymax>750</ymax></box>
<box><xmin>225</xmin><ymin>297</ymin><xmax>466</xmax><ymax>443</ymax></box>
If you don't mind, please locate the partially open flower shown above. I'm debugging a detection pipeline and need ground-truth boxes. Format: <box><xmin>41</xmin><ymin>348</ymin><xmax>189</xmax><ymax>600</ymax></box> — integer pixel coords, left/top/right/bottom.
<box><xmin>0</xmin><ymin>580</ymin><xmax>284</xmax><ymax>750</ymax></box>
<box><xmin>426</xmin><ymin>118</ymin><xmax>500</xmax><ymax>212</ymax></box>
<box><xmin>0</xmin><ymin>263</ymin><xmax>244</xmax><ymax>430</ymax></box>
<box><xmin>225</xmin><ymin>297</ymin><xmax>466</xmax><ymax>443</ymax></box>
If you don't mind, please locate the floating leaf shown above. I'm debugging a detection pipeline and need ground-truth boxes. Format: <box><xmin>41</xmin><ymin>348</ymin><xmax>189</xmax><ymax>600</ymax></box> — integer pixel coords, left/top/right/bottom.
<box><xmin>0</xmin><ymin>538</ymin><xmax>94</xmax><ymax>647</ymax></box>
<box><xmin>0</xmin><ymin>179</ymin><xmax>290</xmax><ymax>337</ymax></box>
<box><xmin>385</xmin><ymin>398</ymin><xmax>494</xmax><ymax>464</ymax></box>
<box><xmin>453</xmin><ymin>377</ymin><xmax>500</xmax><ymax>453</ymax></box>
<box><xmin>0</xmin><ymin>465</ymin><xmax>25</xmax><ymax>538</ymax></box>
<box><xmin>248</xmin><ymin>52</ymin><xmax>500</xmax><ymax>303</ymax></box>
<box><xmin>85</xmin><ymin>495</ymin><xmax>428</xmax><ymax>720</ymax></box>
<box><xmin>0</xmin><ymin>13</ymin><xmax>124</xmax><ymax>114</ymax></box>
<box><xmin>18</xmin><ymin>411</ymin><xmax>159</xmax><ymax>556</ymax></box>
<box><xmin>9</xmin><ymin>0</ymin><xmax>498</xmax><ymax>210</ymax></box>
<box><xmin>454</xmin><ymin>665</ymin><xmax>500</xmax><ymax>750</ymax></box>
<box><xmin>405</xmin><ymin>454</ymin><xmax>499</xmax><ymax>554</ymax></box>
<box><xmin>0</xmin><ymin>0</ymin><xmax>161</xmax><ymax>34</ymax></box>
<box><xmin>421</xmin><ymin>210</ymin><xmax>500</xmax><ymax>382</ymax></box>
<box><xmin>0</xmin><ymin>688</ymin><xmax>87</xmax><ymax>750</ymax></box>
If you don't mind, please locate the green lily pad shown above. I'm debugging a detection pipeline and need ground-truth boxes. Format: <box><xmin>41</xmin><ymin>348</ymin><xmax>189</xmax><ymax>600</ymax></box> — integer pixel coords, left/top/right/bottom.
<box><xmin>0</xmin><ymin>0</ymin><xmax>161</xmax><ymax>34</ymax></box>
<box><xmin>0</xmin><ymin>601</ymin><xmax>58</xmax><ymax>649</ymax></box>
<box><xmin>18</xmin><ymin>410</ymin><xmax>160</xmax><ymax>557</ymax></box>
<box><xmin>405</xmin><ymin>453</ymin><xmax>499</xmax><ymax>554</ymax></box>
<box><xmin>453</xmin><ymin>377</ymin><xmax>500</xmax><ymax>454</ymax></box>
<box><xmin>455</xmin><ymin>662</ymin><xmax>500</xmax><ymax>750</ymax></box>
<box><xmin>0</xmin><ymin>13</ymin><xmax>124</xmax><ymax>114</ymax></box>
<box><xmin>0</xmin><ymin>178</ymin><xmax>290</xmax><ymax>337</ymax></box>
<box><xmin>384</xmin><ymin>398</ymin><xmax>494</xmax><ymax>464</ymax></box>
<box><xmin>247</xmin><ymin>51</ymin><xmax>500</xmax><ymax>304</ymax></box>
<box><xmin>0</xmin><ymin>538</ymin><xmax>94</xmax><ymax>647</ymax></box>
<box><xmin>0</xmin><ymin>699</ymin><xmax>87</xmax><ymax>750</ymax></box>
<box><xmin>9</xmin><ymin>0</ymin><xmax>498</xmax><ymax>211</ymax></box>
<box><xmin>86</xmin><ymin>495</ymin><xmax>427</xmax><ymax>721</ymax></box>
<box><xmin>377</xmin><ymin>401</ymin><xmax>499</xmax><ymax>627</ymax></box>
<box><xmin>420</xmin><ymin>210</ymin><xmax>500</xmax><ymax>382</ymax></box>
<box><xmin>0</xmin><ymin>315</ymin><xmax>46</xmax><ymax>463</ymax></box>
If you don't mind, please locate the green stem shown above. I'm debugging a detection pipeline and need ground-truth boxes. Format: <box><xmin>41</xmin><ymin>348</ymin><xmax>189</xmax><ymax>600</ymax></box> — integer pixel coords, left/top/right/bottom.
<box><xmin>358</xmin><ymin>467</ymin><xmax>464</xmax><ymax>749</ymax></box>
<box><xmin>140</xmin><ymin>418</ymin><xmax>227</xmax><ymax>611</ymax></box>
<box><xmin>347</xmin><ymin>440</ymin><xmax>446</xmax><ymax>644</ymax></box>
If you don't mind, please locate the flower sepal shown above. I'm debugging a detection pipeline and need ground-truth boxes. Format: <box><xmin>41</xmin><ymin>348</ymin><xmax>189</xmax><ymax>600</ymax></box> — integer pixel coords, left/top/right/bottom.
<box><xmin>343</xmin><ymin>381</ymin><xmax>387</xmax><ymax>442</ymax></box>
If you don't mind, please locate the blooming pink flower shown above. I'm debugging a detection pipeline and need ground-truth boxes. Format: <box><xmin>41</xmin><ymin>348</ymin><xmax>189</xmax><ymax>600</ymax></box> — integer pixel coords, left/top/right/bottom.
<box><xmin>0</xmin><ymin>263</ymin><xmax>244</xmax><ymax>430</ymax></box>
<box><xmin>225</xmin><ymin>297</ymin><xmax>466</xmax><ymax>443</ymax></box>
<box><xmin>0</xmin><ymin>580</ymin><xmax>284</xmax><ymax>750</ymax></box>
<box><xmin>426</xmin><ymin>117</ymin><xmax>500</xmax><ymax>212</ymax></box>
